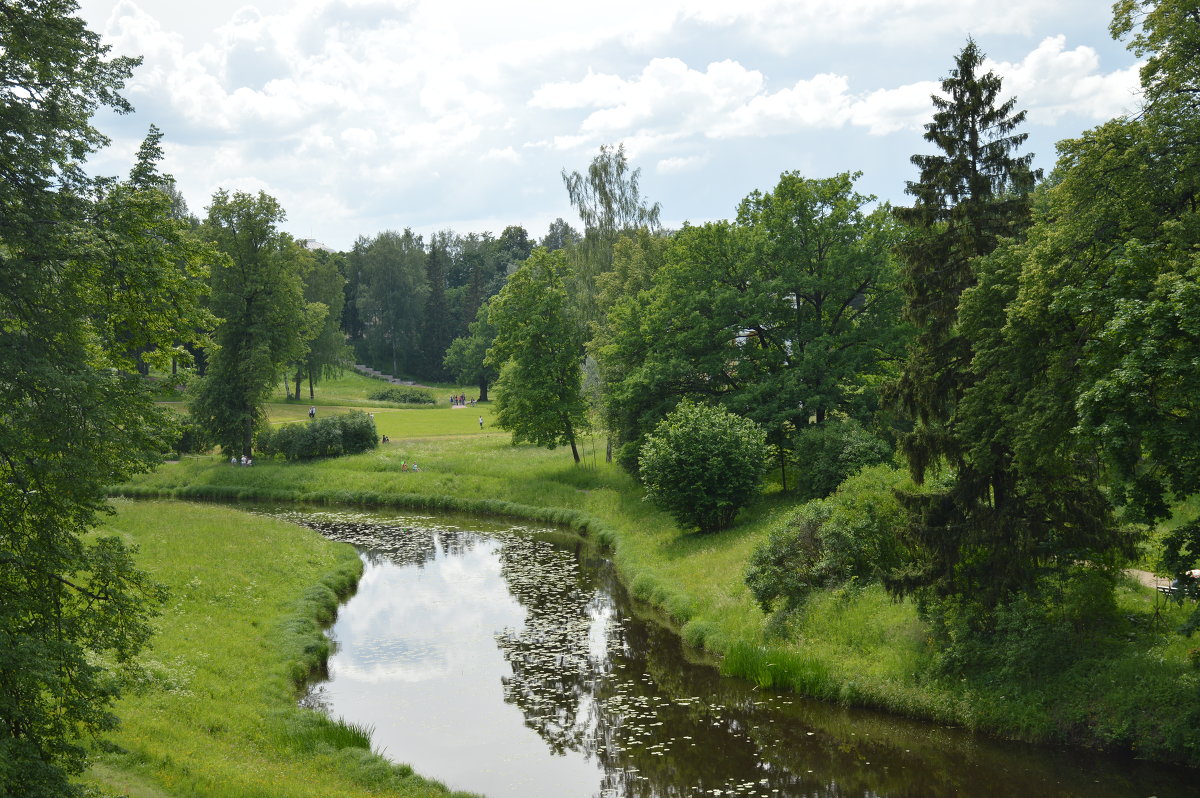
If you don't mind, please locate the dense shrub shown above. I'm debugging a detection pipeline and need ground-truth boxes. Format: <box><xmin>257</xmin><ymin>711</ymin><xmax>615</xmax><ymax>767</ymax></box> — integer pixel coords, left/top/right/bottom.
<box><xmin>746</xmin><ymin>464</ymin><xmax>908</xmax><ymax>612</ymax></box>
<box><xmin>171</xmin><ymin>420</ymin><xmax>212</xmax><ymax>457</ymax></box>
<box><xmin>367</xmin><ymin>386</ymin><xmax>435</xmax><ymax>404</ymax></box>
<box><xmin>257</xmin><ymin>411</ymin><xmax>378</xmax><ymax>461</ymax></box>
<box><xmin>638</xmin><ymin>401</ymin><xmax>768</xmax><ymax>534</ymax></box>
<box><xmin>925</xmin><ymin>568</ymin><xmax>1123</xmax><ymax>680</ymax></box>
<box><xmin>790</xmin><ymin>417</ymin><xmax>892</xmax><ymax>500</ymax></box>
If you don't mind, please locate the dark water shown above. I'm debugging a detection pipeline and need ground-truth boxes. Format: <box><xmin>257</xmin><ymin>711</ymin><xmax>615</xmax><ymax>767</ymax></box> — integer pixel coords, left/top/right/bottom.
<box><xmin>278</xmin><ymin>509</ymin><xmax>1198</xmax><ymax>798</ymax></box>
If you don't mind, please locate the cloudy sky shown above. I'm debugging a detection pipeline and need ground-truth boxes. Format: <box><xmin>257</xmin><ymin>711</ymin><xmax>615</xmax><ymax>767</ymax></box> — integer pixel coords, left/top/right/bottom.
<box><xmin>77</xmin><ymin>0</ymin><xmax>1143</xmax><ymax>251</ymax></box>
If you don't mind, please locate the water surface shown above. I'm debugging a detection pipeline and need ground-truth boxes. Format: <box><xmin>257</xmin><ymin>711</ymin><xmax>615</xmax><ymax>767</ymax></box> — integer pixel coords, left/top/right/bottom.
<box><xmin>279</xmin><ymin>509</ymin><xmax>1197</xmax><ymax>798</ymax></box>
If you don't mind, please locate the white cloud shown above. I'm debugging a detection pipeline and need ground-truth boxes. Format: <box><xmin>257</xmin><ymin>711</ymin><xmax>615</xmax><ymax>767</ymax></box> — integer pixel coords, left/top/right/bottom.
<box><xmin>657</xmin><ymin>154</ymin><xmax>710</xmax><ymax>174</ymax></box>
<box><xmin>987</xmin><ymin>36</ymin><xmax>1142</xmax><ymax>123</ymax></box>
<box><xmin>81</xmin><ymin>0</ymin><xmax>1141</xmax><ymax>248</ymax></box>
<box><xmin>482</xmin><ymin>146</ymin><xmax>521</xmax><ymax>163</ymax></box>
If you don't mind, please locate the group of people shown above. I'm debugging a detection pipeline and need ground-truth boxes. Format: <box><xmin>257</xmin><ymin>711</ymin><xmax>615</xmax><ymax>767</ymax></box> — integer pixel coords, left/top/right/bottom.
<box><xmin>449</xmin><ymin>394</ymin><xmax>475</xmax><ymax>407</ymax></box>
<box><xmin>230</xmin><ymin>455</ymin><xmax>253</xmax><ymax>467</ymax></box>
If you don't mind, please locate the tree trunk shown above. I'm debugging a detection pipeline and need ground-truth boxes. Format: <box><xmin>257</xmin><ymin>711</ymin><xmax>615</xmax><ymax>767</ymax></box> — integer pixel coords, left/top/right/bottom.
<box><xmin>294</xmin><ymin>369</ymin><xmax>302</xmax><ymax>401</ymax></box>
<box><xmin>779</xmin><ymin>447</ymin><xmax>788</xmax><ymax>492</ymax></box>
<box><xmin>606</xmin><ymin>437</ymin><xmax>612</xmax><ymax>464</ymax></box>
<box><xmin>564</xmin><ymin>416</ymin><xmax>581</xmax><ymax>463</ymax></box>
<box><xmin>243</xmin><ymin>415</ymin><xmax>254</xmax><ymax>458</ymax></box>
<box><xmin>478</xmin><ymin>377</ymin><xmax>489</xmax><ymax>402</ymax></box>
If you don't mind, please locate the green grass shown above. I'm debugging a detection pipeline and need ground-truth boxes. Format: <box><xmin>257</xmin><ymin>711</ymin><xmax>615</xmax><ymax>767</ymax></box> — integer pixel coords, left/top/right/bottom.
<box><xmin>118</xmin><ymin>368</ymin><xmax>1200</xmax><ymax>772</ymax></box>
<box><xmin>268</xmin><ymin>369</ymin><xmax>480</xmax><ymax>406</ymax></box>
<box><xmin>80</xmin><ymin>500</ymin><xmax>479</xmax><ymax>798</ymax></box>
<box><xmin>114</xmin><ymin>428</ymin><xmax>1200</xmax><ymax>766</ymax></box>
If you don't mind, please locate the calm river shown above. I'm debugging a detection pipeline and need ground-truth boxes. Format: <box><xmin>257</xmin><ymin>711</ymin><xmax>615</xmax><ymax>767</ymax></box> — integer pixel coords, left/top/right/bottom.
<box><xmin>277</xmin><ymin>509</ymin><xmax>1197</xmax><ymax>798</ymax></box>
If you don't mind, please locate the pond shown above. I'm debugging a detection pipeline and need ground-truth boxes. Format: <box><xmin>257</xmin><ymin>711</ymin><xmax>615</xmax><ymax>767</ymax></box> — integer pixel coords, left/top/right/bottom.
<box><xmin>276</xmin><ymin>509</ymin><xmax>1197</xmax><ymax>798</ymax></box>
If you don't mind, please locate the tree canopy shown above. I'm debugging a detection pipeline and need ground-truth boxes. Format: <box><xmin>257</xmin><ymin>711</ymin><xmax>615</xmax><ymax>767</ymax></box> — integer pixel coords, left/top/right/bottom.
<box><xmin>0</xmin><ymin>3</ymin><xmax>212</xmax><ymax>792</ymax></box>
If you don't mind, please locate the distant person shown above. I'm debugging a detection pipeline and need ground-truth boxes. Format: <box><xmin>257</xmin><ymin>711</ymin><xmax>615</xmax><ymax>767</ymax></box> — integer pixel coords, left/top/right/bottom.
<box><xmin>240</xmin><ymin>455</ymin><xmax>247</xmax><ymax>466</ymax></box>
<box><xmin>308</xmin><ymin>406</ymin><xmax>316</xmax><ymax>419</ymax></box>
<box><xmin>230</xmin><ymin>456</ymin><xmax>238</xmax><ymax>466</ymax></box>
<box><xmin>479</xmin><ymin>415</ymin><xmax>484</xmax><ymax>429</ymax></box>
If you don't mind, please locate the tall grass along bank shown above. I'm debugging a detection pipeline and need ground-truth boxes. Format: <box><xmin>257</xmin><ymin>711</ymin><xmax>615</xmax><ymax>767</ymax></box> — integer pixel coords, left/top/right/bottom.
<box><xmin>113</xmin><ymin>440</ymin><xmax>1200</xmax><ymax>767</ymax></box>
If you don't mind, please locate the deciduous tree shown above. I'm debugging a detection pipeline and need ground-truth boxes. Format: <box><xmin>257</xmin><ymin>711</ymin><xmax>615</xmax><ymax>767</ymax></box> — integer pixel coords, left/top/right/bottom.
<box><xmin>486</xmin><ymin>248</ymin><xmax>589</xmax><ymax>462</ymax></box>
<box><xmin>0</xmin><ymin>3</ymin><xmax>211</xmax><ymax>792</ymax></box>
<box><xmin>190</xmin><ymin>190</ymin><xmax>312</xmax><ymax>456</ymax></box>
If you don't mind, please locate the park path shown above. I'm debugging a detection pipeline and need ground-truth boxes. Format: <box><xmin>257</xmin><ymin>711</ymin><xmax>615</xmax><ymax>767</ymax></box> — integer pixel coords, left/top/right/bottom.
<box><xmin>1127</xmin><ymin>568</ymin><xmax>1171</xmax><ymax>591</ymax></box>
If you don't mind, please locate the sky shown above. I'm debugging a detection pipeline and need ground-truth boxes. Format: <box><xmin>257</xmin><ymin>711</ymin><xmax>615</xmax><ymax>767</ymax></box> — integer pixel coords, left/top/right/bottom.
<box><xmin>76</xmin><ymin>0</ymin><xmax>1144</xmax><ymax>251</ymax></box>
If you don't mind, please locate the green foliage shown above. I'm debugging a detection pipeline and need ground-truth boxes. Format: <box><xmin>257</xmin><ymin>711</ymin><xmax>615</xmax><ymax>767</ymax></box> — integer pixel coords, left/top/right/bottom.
<box><xmin>486</xmin><ymin>248</ymin><xmax>589</xmax><ymax>462</ymax></box>
<box><xmin>258</xmin><ymin>411</ymin><xmax>379</xmax><ymax>461</ymax></box>
<box><xmin>0</xmin><ymin>4</ymin><xmax>219</xmax><ymax>793</ymax></box>
<box><xmin>924</xmin><ymin>569</ymin><xmax>1122</xmax><ymax>682</ymax></box>
<box><xmin>351</xmin><ymin>229</ymin><xmax>430</xmax><ymax>377</ymax></box>
<box><xmin>790</xmin><ymin>418</ymin><xmax>892</xmax><ymax>500</ymax></box>
<box><xmin>442</xmin><ymin>300</ymin><xmax>498</xmax><ymax>401</ymax></box>
<box><xmin>190</xmin><ymin>190</ymin><xmax>312</xmax><ymax>457</ymax></box>
<box><xmin>594</xmin><ymin>172</ymin><xmax>905</xmax><ymax>476</ymax></box>
<box><xmin>170</xmin><ymin>419</ymin><xmax>213</xmax><ymax>457</ymax></box>
<box><xmin>746</xmin><ymin>464</ymin><xmax>908</xmax><ymax>613</ymax></box>
<box><xmin>638</xmin><ymin>401</ymin><xmax>768</xmax><ymax>534</ymax></box>
<box><xmin>368</xmin><ymin>386</ymin><xmax>436</xmax><ymax>405</ymax></box>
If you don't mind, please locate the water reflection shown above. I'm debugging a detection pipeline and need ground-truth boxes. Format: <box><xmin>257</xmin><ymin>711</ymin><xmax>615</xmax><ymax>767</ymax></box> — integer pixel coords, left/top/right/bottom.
<box><xmin>278</xmin><ymin>510</ymin><xmax>1198</xmax><ymax>798</ymax></box>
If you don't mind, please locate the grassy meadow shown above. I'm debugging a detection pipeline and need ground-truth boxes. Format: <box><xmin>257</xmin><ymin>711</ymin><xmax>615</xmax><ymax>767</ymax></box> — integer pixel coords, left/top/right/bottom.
<box><xmin>82</xmin><ymin>499</ymin><xmax>478</xmax><ymax>798</ymax></box>
<box><xmin>116</xmin><ymin>393</ymin><xmax>1200</xmax><ymax>768</ymax></box>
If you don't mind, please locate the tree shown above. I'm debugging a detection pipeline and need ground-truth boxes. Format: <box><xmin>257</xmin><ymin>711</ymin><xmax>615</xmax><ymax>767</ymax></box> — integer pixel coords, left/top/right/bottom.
<box><xmin>563</xmin><ymin>143</ymin><xmax>662</xmax><ymax>327</ymax></box>
<box><xmin>443</xmin><ymin>299</ymin><xmax>499</xmax><ymax>401</ymax></box>
<box><xmin>638</xmin><ymin>401</ymin><xmax>768</xmax><ymax>534</ymax></box>
<box><xmin>595</xmin><ymin>172</ymin><xmax>904</xmax><ymax>478</ymax></box>
<box><xmin>293</xmin><ymin>249</ymin><xmax>352</xmax><ymax>399</ymax></box>
<box><xmin>884</xmin><ymin>40</ymin><xmax>1043</xmax><ymax>608</ymax></box>
<box><xmin>352</xmin><ymin>228</ymin><xmax>429</xmax><ymax>376</ymax></box>
<box><xmin>0</xmin><ymin>3</ymin><xmax>211</xmax><ymax>792</ymax></box>
<box><xmin>486</xmin><ymin>248</ymin><xmax>589</xmax><ymax>462</ymax></box>
<box><xmin>418</xmin><ymin>232</ymin><xmax>454</xmax><ymax>379</ymax></box>
<box><xmin>541</xmin><ymin>217</ymin><xmax>581</xmax><ymax>251</ymax></box>
<box><xmin>190</xmin><ymin>190</ymin><xmax>313</xmax><ymax>456</ymax></box>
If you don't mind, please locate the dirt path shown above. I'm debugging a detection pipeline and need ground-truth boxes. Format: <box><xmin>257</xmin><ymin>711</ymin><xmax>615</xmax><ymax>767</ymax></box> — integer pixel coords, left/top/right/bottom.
<box><xmin>1127</xmin><ymin>568</ymin><xmax>1171</xmax><ymax>591</ymax></box>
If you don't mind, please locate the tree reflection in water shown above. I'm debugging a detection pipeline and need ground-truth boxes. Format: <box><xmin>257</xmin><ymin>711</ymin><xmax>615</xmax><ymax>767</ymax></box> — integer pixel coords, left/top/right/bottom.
<box><xmin>275</xmin><ymin>509</ymin><xmax>1199</xmax><ymax>798</ymax></box>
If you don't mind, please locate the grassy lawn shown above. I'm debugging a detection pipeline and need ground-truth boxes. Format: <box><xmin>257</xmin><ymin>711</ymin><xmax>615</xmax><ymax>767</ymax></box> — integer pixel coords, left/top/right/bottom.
<box><xmin>81</xmin><ymin>500</ymin><xmax>478</xmax><ymax>798</ymax></box>
<box><xmin>116</xmin><ymin>422</ymin><xmax>1200</xmax><ymax>766</ymax></box>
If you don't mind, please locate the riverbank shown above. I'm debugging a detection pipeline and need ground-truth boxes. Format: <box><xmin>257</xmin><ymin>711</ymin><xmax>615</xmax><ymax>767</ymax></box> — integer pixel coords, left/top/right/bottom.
<box><xmin>112</xmin><ymin>436</ymin><xmax>1200</xmax><ymax>768</ymax></box>
<box><xmin>81</xmin><ymin>500</ymin><xmax>480</xmax><ymax>798</ymax></box>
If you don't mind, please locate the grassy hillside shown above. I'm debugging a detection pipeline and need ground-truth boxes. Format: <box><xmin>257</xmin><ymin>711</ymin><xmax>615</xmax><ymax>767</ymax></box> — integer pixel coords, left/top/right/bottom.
<box><xmin>81</xmin><ymin>500</ymin><xmax>479</xmax><ymax>798</ymax></box>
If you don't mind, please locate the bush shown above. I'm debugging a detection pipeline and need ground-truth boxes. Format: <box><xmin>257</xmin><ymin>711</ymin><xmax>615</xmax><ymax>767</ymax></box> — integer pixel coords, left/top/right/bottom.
<box><xmin>170</xmin><ymin>420</ymin><xmax>212</xmax><ymax>457</ymax></box>
<box><xmin>924</xmin><ymin>568</ymin><xmax>1123</xmax><ymax>680</ymax></box>
<box><xmin>638</xmin><ymin>401</ymin><xmax>768</xmax><ymax>534</ymax></box>
<box><xmin>257</xmin><ymin>411</ymin><xmax>378</xmax><ymax>461</ymax></box>
<box><xmin>367</xmin><ymin>386</ymin><xmax>435</xmax><ymax>405</ymax></box>
<box><xmin>746</xmin><ymin>464</ymin><xmax>908</xmax><ymax>612</ymax></box>
<box><xmin>790</xmin><ymin>417</ymin><xmax>892</xmax><ymax>500</ymax></box>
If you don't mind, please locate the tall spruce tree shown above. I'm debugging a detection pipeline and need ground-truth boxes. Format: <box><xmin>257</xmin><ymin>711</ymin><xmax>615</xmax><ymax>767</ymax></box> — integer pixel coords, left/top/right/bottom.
<box><xmin>886</xmin><ymin>40</ymin><xmax>1041</xmax><ymax>607</ymax></box>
